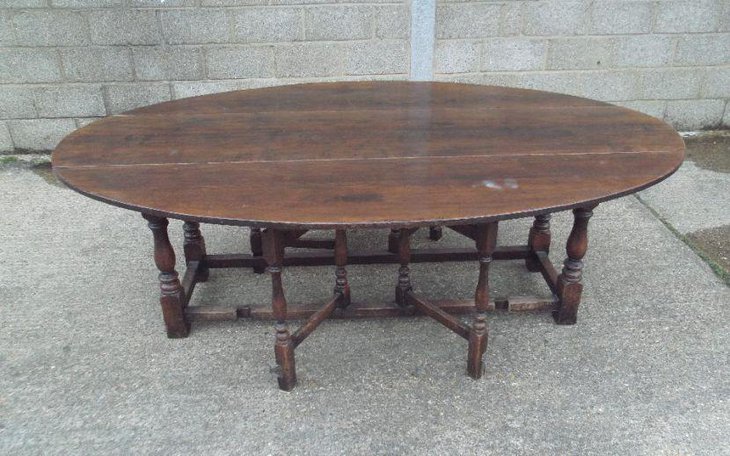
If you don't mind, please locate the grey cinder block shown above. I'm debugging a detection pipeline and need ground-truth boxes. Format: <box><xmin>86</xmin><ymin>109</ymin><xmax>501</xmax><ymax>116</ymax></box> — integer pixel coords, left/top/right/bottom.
<box><xmin>0</xmin><ymin>49</ymin><xmax>62</xmax><ymax>83</ymax></box>
<box><xmin>3</xmin><ymin>0</ymin><xmax>46</xmax><ymax>7</ymax></box>
<box><xmin>434</xmin><ymin>40</ymin><xmax>480</xmax><ymax>74</ymax></box>
<box><xmin>0</xmin><ymin>12</ymin><xmax>16</xmax><ymax>46</ymax></box>
<box><xmin>12</xmin><ymin>10</ymin><xmax>89</xmax><ymax>47</ymax></box>
<box><xmin>665</xmin><ymin>99</ymin><xmax>725</xmax><ymax>130</ymax></box>
<box><xmin>547</xmin><ymin>38</ymin><xmax>612</xmax><ymax>70</ymax></box>
<box><xmin>275</xmin><ymin>43</ymin><xmax>344</xmax><ymax>77</ymax></box>
<box><xmin>482</xmin><ymin>38</ymin><xmax>547</xmax><ymax>72</ymax></box>
<box><xmin>160</xmin><ymin>9</ymin><xmax>229</xmax><ymax>44</ymax></box>
<box><xmin>7</xmin><ymin>118</ymin><xmax>77</xmax><ymax>151</ymax></box>
<box><xmin>613</xmin><ymin>35</ymin><xmax>674</xmax><ymax>68</ymax></box>
<box><xmin>579</xmin><ymin>70</ymin><xmax>640</xmax><ymax>101</ymax></box>
<box><xmin>34</xmin><ymin>85</ymin><xmax>106</xmax><ymax>117</ymax></box>
<box><xmin>104</xmin><ymin>83</ymin><xmax>171</xmax><ymax>114</ymax></box>
<box><xmin>375</xmin><ymin>5</ymin><xmax>409</xmax><ymax>39</ymax></box>
<box><xmin>89</xmin><ymin>10</ymin><xmax>161</xmax><ymax>46</ymax></box>
<box><xmin>518</xmin><ymin>72</ymin><xmax>586</xmax><ymax>97</ymax></box>
<box><xmin>0</xmin><ymin>122</ymin><xmax>12</xmax><ymax>152</ymax></box>
<box><xmin>133</xmin><ymin>47</ymin><xmax>204</xmax><ymax>81</ymax></box>
<box><xmin>345</xmin><ymin>41</ymin><xmax>408</xmax><ymax>75</ymax></box>
<box><xmin>0</xmin><ymin>86</ymin><xmax>36</xmax><ymax>119</ymax></box>
<box><xmin>206</xmin><ymin>46</ymin><xmax>276</xmax><ymax>79</ymax></box>
<box><xmin>61</xmin><ymin>48</ymin><xmax>133</xmax><ymax>82</ymax></box>
<box><xmin>589</xmin><ymin>1</ymin><xmax>653</xmax><ymax>34</ymax></box>
<box><xmin>231</xmin><ymin>7</ymin><xmax>302</xmax><ymax>43</ymax></box>
<box><xmin>654</xmin><ymin>0</ymin><xmax>720</xmax><ymax>33</ymax></box>
<box><xmin>674</xmin><ymin>34</ymin><xmax>730</xmax><ymax>66</ymax></box>
<box><xmin>522</xmin><ymin>0</ymin><xmax>587</xmax><ymax>36</ymax></box>
<box><xmin>51</xmin><ymin>0</ymin><xmax>123</xmax><ymax>7</ymax></box>
<box><xmin>304</xmin><ymin>6</ymin><xmax>372</xmax><ymax>41</ymax></box>
<box><xmin>639</xmin><ymin>68</ymin><xmax>703</xmax><ymax>99</ymax></box>
<box><xmin>703</xmin><ymin>67</ymin><xmax>730</xmax><ymax>98</ymax></box>
<box><xmin>436</xmin><ymin>3</ymin><xmax>501</xmax><ymax>39</ymax></box>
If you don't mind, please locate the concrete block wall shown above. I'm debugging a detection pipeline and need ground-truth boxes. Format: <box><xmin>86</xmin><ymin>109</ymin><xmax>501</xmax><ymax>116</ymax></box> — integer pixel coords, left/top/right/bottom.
<box><xmin>434</xmin><ymin>0</ymin><xmax>730</xmax><ymax>131</ymax></box>
<box><xmin>0</xmin><ymin>0</ymin><xmax>728</xmax><ymax>151</ymax></box>
<box><xmin>0</xmin><ymin>0</ymin><xmax>410</xmax><ymax>151</ymax></box>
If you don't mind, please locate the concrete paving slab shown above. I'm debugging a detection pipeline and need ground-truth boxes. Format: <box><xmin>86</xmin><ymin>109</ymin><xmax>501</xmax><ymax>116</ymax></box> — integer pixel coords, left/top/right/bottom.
<box><xmin>0</xmin><ymin>167</ymin><xmax>728</xmax><ymax>455</ymax></box>
<box><xmin>638</xmin><ymin>134</ymin><xmax>730</xmax><ymax>235</ymax></box>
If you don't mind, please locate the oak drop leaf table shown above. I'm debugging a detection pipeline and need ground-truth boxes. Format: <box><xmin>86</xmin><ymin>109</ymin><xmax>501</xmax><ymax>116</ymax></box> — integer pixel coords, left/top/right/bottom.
<box><xmin>52</xmin><ymin>82</ymin><xmax>685</xmax><ymax>390</ymax></box>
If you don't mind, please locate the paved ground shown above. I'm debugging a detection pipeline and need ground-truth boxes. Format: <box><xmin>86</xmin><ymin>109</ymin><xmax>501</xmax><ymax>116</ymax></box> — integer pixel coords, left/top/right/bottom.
<box><xmin>1</xmin><ymin>134</ymin><xmax>728</xmax><ymax>455</ymax></box>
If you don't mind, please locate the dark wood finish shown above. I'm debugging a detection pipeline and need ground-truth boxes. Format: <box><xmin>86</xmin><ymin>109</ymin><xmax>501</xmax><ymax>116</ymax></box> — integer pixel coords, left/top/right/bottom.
<box><xmin>262</xmin><ymin>229</ymin><xmax>296</xmax><ymax>391</ymax></box>
<box><xmin>333</xmin><ymin>229</ymin><xmax>351</xmax><ymax>307</ymax></box>
<box><xmin>555</xmin><ymin>206</ymin><xmax>596</xmax><ymax>325</ymax></box>
<box><xmin>184</xmin><ymin>296</ymin><xmax>558</xmax><ymax>322</ymax></box>
<box><xmin>526</xmin><ymin>214</ymin><xmax>551</xmax><ymax>272</ymax></box>
<box><xmin>52</xmin><ymin>82</ymin><xmax>685</xmax><ymax>389</ymax></box>
<box><xmin>291</xmin><ymin>296</ymin><xmax>340</xmax><ymax>348</ymax></box>
<box><xmin>204</xmin><ymin>245</ymin><xmax>531</xmax><ymax>269</ymax></box>
<box><xmin>429</xmin><ymin>226</ymin><xmax>443</xmax><ymax>241</ymax></box>
<box><xmin>405</xmin><ymin>292</ymin><xmax>471</xmax><ymax>339</ymax></box>
<box><xmin>395</xmin><ymin>228</ymin><xmax>418</xmax><ymax>306</ymax></box>
<box><xmin>467</xmin><ymin>222</ymin><xmax>498</xmax><ymax>379</ymax></box>
<box><xmin>183</xmin><ymin>221</ymin><xmax>208</xmax><ymax>282</ymax></box>
<box><xmin>53</xmin><ymin>82</ymin><xmax>684</xmax><ymax>230</ymax></box>
<box><xmin>387</xmin><ymin>229</ymin><xmax>399</xmax><ymax>254</ymax></box>
<box><xmin>143</xmin><ymin>214</ymin><xmax>189</xmax><ymax>338</ymax></box>
<box><xmin>249</xmin><ymin>227</ymin><xmax>265</xmax><ymax>273</ymax></box>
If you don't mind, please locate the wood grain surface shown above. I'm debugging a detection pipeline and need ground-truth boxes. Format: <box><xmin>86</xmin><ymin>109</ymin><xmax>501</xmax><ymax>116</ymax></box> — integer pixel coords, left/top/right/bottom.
<box><xmin>52</xmin><ymin>82</ymin><xmax>685</xmax><ymax>228</ymax></box>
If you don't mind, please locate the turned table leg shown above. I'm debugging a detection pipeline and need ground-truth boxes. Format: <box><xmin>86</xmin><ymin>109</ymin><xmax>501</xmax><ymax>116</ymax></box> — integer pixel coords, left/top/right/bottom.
<box><xmin>143</xmin><ymin>214</ymin><xmax>189</xmax><ymax>338</ymax></box>
<box><xmin>183</xmin><ymin>221</ymin><xmax>208</xmax><ymax>282</ymax></box>
<box><xmin>388</xmin><ymin>228</ymin><xmax>400</xmax><ymax>254</ymax></box>
<box><xmin>334</xmin><ymin>229</ymin><xmax>351</xmax><ymax>308</ymax></box>
<box><xmin>526</xmin><ymin>214</ymin><xmax>551</xmax><ymax>272</ymax></box>
<box><xmin>555</xmin><ymin>206</ymin><xmax>596</xmax><ymax>325</ymax></box>
<box><xmin>467</xmin><ymin>222</ymin><xmax>498</xmax><ymax>379</ymax></box>
<box><xmin>429</xmin><ymin>226</ymin><xmax>443</xmax><ymax>241</ymax></box>
<box><xmin>250</xmin><ymin>227</ymin><xmax>265</xmax><ymax>273</ymax></box>
<box><xmin>395</xmin><ymin>228</ymin><xmax>416</xmax><ymax>306</ymax></box>
<box><xmin>263</xmin><ymin>228</ymin><xmax>296</xmax><ymax>390</ymax></box>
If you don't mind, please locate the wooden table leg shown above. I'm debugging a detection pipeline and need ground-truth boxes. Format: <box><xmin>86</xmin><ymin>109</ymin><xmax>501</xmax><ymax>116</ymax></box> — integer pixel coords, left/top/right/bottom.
<box><xmin>263</xmin><ymin>228</ymin><xmax>297</xmax><ymax>391</ymax></box>
<box><xmin>388</xmin><ymin>228</ymin><xmax>400</xmax><ymax>254</ymax></box>
<box><xmin>250</xmin><ymin>227</ymin><xmax>265</xmax><ymax>273</ymax></box>
<box><xmin>183</xmin><ymin>221</ymin><xmax>208</xmax><ymax>282</ymax></box>
<box><xmin>526</xmin><ymin>214</ymin><xmax>551</xmax><ymax>272</ymax></box>
<box><xmin>334</xmin><ymin>229</ymin><xmax>351</xmax><ymax>308</ymax></box>
<box><xmin>555</xmin><ymin>206</ymin><xmax>596</xmax><ymax>325</ymax></box>
<box><xmin>143</xmin><ymin>214</ymin><xmax>190</xmax><ymax>339</ymax></box>
<box><xmin>395</xmin><ymin>228</ymin><xmax>417</xmax><ymax>306</ymax></box>
<box><xmin>467</xmin><ymin>222</ymin><xmax>498</xmax><ymax>379</ymax></box>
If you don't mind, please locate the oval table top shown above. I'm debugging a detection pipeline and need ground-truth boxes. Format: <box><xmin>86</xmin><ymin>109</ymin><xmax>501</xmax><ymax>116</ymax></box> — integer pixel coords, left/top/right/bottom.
<box><xmin>53</xmin><ymin>81</ymin><xmax>685</xmax><ymax>229</ymax></box>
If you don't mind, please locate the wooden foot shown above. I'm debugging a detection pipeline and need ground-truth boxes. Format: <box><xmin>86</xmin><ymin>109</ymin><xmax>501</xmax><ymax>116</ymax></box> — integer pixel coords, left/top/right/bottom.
<box><xmin>467</xmin><ymin>222</ymin><xmax>498</xmax><ymax>378</ymax></box>
<box><xmin>144</xmin><ymin>214</ymin><xmax>189</xmax><ymax>339</ymax></box>
<box><xmin>555</xmin><ymin>206</ymin><xmax>595</xmax><ymax>325</ymax></box>
<box><xmin>183</xmin><ymin>221</ymin><xmax>208</xmax><ymax>282</ymax></box>
<box><xmin>395</xmin><ymin>228</ymin><xmax>416</xmax><ymax>306</ymax></box>
<box><xmin>250</xmin><ymin>227</ymin><xmax>265</xmax><ymax>273</ymax></box>
<box><xmin>263</xmin><ymin>229</ymin><xmax>297</xmax><ymax>390</ymax></box>
<box><xmin>333</xmin><ymin>229</ymin><xmax>351</xmax><ymax>308</ymax></box>
<box><xmin>526</xmin><ymin>214</ymin><xmax>551</xmax><ymax>272</ymax></box>
<box><xmin>429</xmin><ymin>225</ymin><xmax>443</xmax><ymax>241</ymax></box>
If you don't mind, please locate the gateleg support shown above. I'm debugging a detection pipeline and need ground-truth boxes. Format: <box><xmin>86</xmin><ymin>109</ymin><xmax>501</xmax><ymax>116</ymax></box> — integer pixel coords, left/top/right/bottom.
<box><xmin>555</xmin><ymin>205</ymin><xmax>596</xmax><ymax>325</ymax></box>
<box><xmin>263</xmin><ymin>228</ymin><xmax>297</xmax><ymax>391</ymax></box>
<box><xmin>526</xmin><ymin>214</ymin><xmax>551</xmax><ymax>272</ymax></box>
<box><xmin>467</xmin><ymin>221</ymin><xmax>498</xmax><ymax>379</ymax></box>
<box><xmin>183</xmin><ymin>221</ymin><xmax>209</xmax><ymax>282</ymax></box>
<box><xmin>144</xmin><ymin>214</ymin><xmax>190</xmax><ymax>339</ymax></box>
